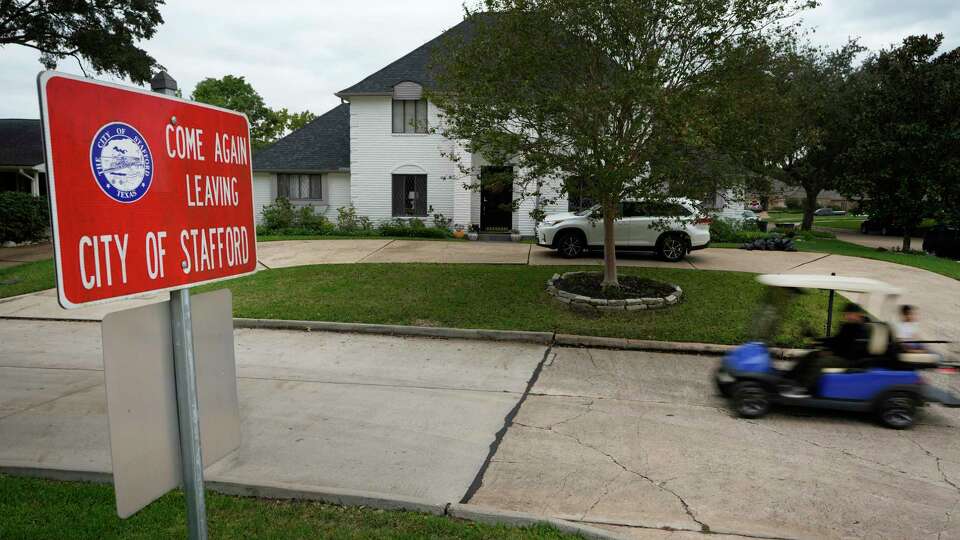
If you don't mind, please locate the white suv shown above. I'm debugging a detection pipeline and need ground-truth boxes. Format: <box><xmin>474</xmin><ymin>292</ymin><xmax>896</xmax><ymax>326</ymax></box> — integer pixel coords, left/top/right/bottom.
<box><xmin>535</xmin><ymin>198</ymin><xmax>711</xmax><ymax>262</ymax></box>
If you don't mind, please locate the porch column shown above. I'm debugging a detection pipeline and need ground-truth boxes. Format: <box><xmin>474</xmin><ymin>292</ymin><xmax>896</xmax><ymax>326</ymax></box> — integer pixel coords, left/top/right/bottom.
<box><xmin>31</xmin><ymin>171</ymin><xmax>40</xmax><ymax>197</ymax></box>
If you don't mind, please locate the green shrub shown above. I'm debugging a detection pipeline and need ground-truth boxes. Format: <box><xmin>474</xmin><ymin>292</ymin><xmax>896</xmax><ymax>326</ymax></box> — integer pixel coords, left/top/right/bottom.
<box><xmin>261</xmin><ymin>197</ymin><xmax>295</xmax><ymax>231</ymax></box>
<box><xmin>296</xmin><ymin>206</ymin><xmax>335</xmax><ymax>234</ymax></box>
<box><xmin>378</xmin><ymin>218</ymin><xmax>449</xmax><ymax>238</ymax></box>
<box><xmin>336</xmin><ymin>205</ymin><xmax>373</xmax><ymax>232</ymax></box>
<box><xmin>0</xmin><ymin>192</ymin><xmax>49</xmax><ymax>243</ymax></box>
<box><xmin>709</xmin><ymin>218</ymin><xmax>763</xmax><ymax>243</ymax></box>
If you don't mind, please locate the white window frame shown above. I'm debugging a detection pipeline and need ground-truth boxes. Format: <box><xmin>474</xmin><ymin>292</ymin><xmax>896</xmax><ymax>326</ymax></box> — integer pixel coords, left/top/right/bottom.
<box><xmin>391</xmin><ymin>99</ymin><xmax>428</xmax><ymax>134</ymax></box>
<box><xmin>277</xmin><ymin>174</ymin><xmax>323</xmax><ymax>201</ymax></box>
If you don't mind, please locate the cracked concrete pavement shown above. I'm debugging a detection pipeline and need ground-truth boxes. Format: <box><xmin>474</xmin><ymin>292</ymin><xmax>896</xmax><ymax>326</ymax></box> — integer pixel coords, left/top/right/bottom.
<box><xmin>468</xmin><ymin>346</ymin><xmax>960</xmax><ymax>539</ymax></box>
<box><xmin>3</xmin><ymin>316</ymin><xmax>960</xmax><ymax>539</ymax></box>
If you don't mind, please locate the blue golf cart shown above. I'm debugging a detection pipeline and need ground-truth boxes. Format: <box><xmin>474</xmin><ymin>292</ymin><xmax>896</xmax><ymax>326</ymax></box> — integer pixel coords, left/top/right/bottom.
<box><xmin>715</xmin><ymin>274</ymin><xmax>960</xmax><ymax>429</ymax></box>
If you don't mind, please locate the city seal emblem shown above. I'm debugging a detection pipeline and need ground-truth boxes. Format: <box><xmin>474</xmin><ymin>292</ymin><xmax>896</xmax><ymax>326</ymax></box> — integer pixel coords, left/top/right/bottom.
<box><xmin>90</xmin><ymin>122</ymin><xmax>153</xmax><ymax>203</ymax></box>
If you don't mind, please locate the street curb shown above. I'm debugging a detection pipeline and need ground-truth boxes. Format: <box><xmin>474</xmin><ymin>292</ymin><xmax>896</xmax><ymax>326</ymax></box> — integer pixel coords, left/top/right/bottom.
<box><xmin>206</xmin><ymin>478</ymin><xmax>448</xmax><ymax>516</ymax></box>
<box><xmin>553</xmin><ymin>333</ymin><xmax>808</xmax><ymax>358</ymax></box>
<box><xmin>1</xmin><ymin>313</ymin><xmax>810</xmax><ymax>357</ymax></box>
<box><xmin>233</xmin><ymin>318</ymin><xmax>556</xmax><ymax>345</ymax></box>
<box><xmin>448</xmin><ymin>503</ymin><xmax>625</xmax><ymax>539</ymax></box>
<box><xmin>233</xmin><ymin>318</ymin><xmax>808</xmax><ymax>358</ymax></box>
<box><xmin>0</xmin><ymin>465</ymin><xmax>112</xmax><ymax>484</ymax></box>
<box><xmin>0</xmin><ymin>465</ymin><xmax>624</xmax><ymax>539</ymax></box>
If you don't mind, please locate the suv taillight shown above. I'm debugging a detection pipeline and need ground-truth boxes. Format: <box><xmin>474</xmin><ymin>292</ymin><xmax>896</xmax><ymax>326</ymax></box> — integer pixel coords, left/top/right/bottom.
<box><xmin>695</xmin><ymin>217</ymin><xmax>713</xmax><ymax>225</ymax></box>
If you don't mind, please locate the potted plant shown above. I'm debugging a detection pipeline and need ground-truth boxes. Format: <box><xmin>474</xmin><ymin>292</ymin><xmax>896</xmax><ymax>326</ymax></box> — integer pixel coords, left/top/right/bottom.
<box><xmin>510</xmin><ymin>229</ymin><xmax>522</xmax><ymax>242</ymax></box>
<box><xmin>452</xmin><ymin>224</ymin><xmax>466</xmax><ymax>239</ymax></box>
<box><xmin>467</xmin><ymin>224</ymin><xmax>479</xmax><ymax>241</ymax></box>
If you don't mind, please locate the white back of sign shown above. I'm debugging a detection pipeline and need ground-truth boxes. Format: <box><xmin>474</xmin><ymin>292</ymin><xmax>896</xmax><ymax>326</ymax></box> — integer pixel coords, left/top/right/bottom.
<box><xmin>102</xmin><ymin>288</ymin><xmax>240</xmax><ymax>518</ymax></box>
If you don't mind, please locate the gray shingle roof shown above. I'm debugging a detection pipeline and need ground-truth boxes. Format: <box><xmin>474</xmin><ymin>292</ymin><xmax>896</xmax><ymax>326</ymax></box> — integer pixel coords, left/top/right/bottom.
<box><xmin>336</xmin><ymin>18</ymin><xmax>477</xmax><ymax>97</ymax></box>
<box><xmin>0</xmin><ymin>119</ymin><xmax>43</xmax><ymax>167</ymax></box>
<box><xmin>252</xmin><ymin>103</ymin><xmax>350</xmax><ymax>172</ymax></box>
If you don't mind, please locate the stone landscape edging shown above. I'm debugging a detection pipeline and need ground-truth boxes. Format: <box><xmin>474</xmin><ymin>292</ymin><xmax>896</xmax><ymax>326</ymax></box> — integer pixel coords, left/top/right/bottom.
<box><xmin>546</xmin><ymin>271</ymin><xmax>683</xmax><ymax>312</ymax></box>
<box><xmin>0</xmin><ymin>465</ymin><xmax>625</xmax><ymax>540</ymax></box>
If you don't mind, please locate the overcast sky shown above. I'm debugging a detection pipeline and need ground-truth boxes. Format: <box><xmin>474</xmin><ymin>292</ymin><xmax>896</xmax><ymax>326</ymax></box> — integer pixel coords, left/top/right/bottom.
<box><xmin>1</xmin><ymin>0</ymin><xmax>957</xmax><ymax>119</ymax></box>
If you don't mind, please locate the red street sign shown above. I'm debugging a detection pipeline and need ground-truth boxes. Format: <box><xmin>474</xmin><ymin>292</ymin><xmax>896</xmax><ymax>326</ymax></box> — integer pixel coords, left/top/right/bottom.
<box><xmin>38</xmin><ymin>72</ymin><xmax>257</xmax><ymax>308</ymax></box>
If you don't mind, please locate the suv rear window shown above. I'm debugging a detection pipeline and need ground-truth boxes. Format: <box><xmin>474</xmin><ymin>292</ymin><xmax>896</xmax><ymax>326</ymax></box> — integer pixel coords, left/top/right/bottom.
<box><xmin>644</xmin><ymin>202</ymin><xmax>691</xmax><ymax>217</ymax></box>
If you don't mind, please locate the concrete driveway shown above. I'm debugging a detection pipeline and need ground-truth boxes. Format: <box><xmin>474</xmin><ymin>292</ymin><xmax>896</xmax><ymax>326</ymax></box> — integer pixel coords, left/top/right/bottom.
<box><xmin>469</xmin><ymin>346</ymin><xmax>960</xmax><ymax>539</ymax></box>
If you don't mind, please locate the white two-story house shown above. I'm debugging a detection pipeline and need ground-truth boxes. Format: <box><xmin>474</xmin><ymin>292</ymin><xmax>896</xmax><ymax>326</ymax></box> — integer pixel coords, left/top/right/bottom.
<box><xmin>252</xmin><ymin>19</ymin><xmax>567</xmax><ymax>236</ymax></box>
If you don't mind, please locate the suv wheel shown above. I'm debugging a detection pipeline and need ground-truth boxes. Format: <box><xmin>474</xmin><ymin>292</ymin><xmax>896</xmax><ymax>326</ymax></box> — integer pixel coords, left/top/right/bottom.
<box><xmin>556</xmin><ymin>231</ymin><xmax>585</xmax><ymax>258</ymax></box>
<box><xmin>657</xmin><ymin>234</ymin><xmax>688</xmax><ymax>262</ymax></box>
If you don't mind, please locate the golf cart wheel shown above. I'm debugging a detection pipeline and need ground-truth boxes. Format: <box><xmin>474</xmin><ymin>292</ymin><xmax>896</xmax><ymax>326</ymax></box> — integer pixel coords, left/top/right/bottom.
<box><xmin>556</xmin><ymin>231</ymin><xmax>586</xmax><ymax>258</ymax></box>
<box><xmin>733</xmin><ymin>381</ymin><xmax>771</xmax><ymax>419</ymax></box>
<box><xmin>877</xmin><ymin>392</ymin><xmax>918</xmax><ymax>430</ymax></box>
<box><xmin>657</xmin><ymin>234</ymin><xmax>688</xmax><ymax>262</ymax></box>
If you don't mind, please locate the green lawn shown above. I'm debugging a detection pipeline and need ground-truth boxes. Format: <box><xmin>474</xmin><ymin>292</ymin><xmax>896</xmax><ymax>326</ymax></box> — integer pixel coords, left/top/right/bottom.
<box><xmin>766</xmin><ymin>211</ymin><xmax>866</xmax><ymax>231</ymax></box>
<box><xmin>0</xmin><ymin>259</ymin><xmax>55</xmax><ymax>299</ymax></box>
<box><xmin>195</xmin><ymin>263</ymin><xmax>836</xmax><ymax>348</ymax></box>
<box><xmin>793</xmin><ymin>237</ymin><xmax>960</xmax><ymax>280</ymax></box>
<box><xmin>0</xmin><ymin>474</ymin><xmax>574</xmax><ymax>540</ymax></box>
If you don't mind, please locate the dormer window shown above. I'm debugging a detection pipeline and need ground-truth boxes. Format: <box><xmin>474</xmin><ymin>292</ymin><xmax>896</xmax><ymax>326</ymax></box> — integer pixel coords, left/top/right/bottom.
<box><xmin>392</xmin><ymin>98</ymin><xmax>428</xmax><ymax>134</ymax></box>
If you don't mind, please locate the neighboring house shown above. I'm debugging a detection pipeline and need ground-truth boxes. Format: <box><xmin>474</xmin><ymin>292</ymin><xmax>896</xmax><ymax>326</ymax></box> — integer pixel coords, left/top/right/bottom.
<box><xmin>763</xmin><ymin>180</ymin><xmax>857</xmax><ymax>211</ymax></box>
<box><xmin>252</xmin><ymin>19</ymin><xmax>567</xmax><ymax>235</ymax></box>
<box><xmin>0</xmin><ymin>119</ymin><xmax>47</xmax><ymax>197</ymax></box>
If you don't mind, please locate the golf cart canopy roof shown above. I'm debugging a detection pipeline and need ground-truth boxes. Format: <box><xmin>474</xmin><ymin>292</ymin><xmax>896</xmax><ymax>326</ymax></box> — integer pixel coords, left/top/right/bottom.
<box><xmin>756</xmin><ymin>274</ymin><xmax>902</xmax><ymax>295</ymax></box>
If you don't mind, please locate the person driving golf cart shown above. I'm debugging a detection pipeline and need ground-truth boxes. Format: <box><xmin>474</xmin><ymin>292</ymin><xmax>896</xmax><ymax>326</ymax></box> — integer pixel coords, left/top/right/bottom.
<box><xmin>783</xmin><ymin>303</ymin><xmax>882</xmax><ymax>398</ymax></box>
<box><xmin>715</xmin><ymin>274</ymin><xmax>960</xmax><ymax>429</ymax></box>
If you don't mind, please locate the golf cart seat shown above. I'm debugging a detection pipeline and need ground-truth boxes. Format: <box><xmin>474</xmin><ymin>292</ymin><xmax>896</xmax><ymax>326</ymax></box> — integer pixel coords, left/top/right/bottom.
<box><xmin>866</xmin><ymin>322</ymin><xmax>891</xmax><ymax>356</ymax></box>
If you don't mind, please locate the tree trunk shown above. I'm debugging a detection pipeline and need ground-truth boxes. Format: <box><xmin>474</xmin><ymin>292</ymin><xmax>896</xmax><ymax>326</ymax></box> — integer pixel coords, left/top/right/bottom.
<box><xmin>902</xmin><ymin>234</ymin><xmax>912</xmax><ymax>252</ymax></box>
<box><xmin>601</xmin><ymin>202</ymin><xmax>618</xmax><ymax>288</ymax></box>
<box><xmin>801</xmin><ymin>188</ymin><xmax>820</xmax><ymax>231</ymax></box>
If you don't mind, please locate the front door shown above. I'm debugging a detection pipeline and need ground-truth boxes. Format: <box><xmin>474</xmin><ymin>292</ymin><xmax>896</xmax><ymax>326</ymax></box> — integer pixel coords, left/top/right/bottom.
<box><xmin>480</xmin><ymin>166</ymin><xmax>514</xmax><ymax>232</ymax></box>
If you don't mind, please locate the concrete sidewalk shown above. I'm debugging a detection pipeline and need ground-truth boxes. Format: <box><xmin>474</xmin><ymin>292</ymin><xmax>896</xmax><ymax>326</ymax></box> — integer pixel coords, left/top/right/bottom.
<box><xmin>0</xmin><ymin>319</ymin><xmax>546</xmax><ymax>504</ymax></box>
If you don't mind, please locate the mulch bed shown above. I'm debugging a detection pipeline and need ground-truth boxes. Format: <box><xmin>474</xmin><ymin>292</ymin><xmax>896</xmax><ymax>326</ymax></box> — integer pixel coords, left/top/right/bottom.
<box><xmin>556</xmin><ymin>272</ymin><xmax>676</xmax><ymax>300</ymax></box>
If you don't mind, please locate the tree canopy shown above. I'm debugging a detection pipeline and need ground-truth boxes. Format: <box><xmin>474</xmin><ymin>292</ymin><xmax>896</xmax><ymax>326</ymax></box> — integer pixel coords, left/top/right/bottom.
<box><xmin>190</xmin><ymin>75</ymin><xmax>314</xmax><ymax>148</ymax></box>
<box><xmin>740</xmin><ymin>39</ymin><xmax>864</xmax><ymax>230</ymax></box>
<box><xmin>431</xmin><ymin>0</ymin><xmax>814</xmax><ymax>286</ymax></box>
<box><xmin>839</xmin><ymin>34</ymin><xmax>960</xmax><ymax>249</ymax></box>
<box><xmin>1</xmin><ymin>0</ymin><xmax>165</xmax><ymax>84</ymax></box>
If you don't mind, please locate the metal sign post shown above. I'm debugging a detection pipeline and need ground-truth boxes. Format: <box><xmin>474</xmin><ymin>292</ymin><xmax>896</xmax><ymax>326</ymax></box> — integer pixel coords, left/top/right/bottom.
<box><xmin>153</xmin><ymin>74</ymin><xmax>208</xmax><ymax>540</ymax></box>
<box><xmin>170</xmin><ymin>289</ymin><xmax>208</xmax><ymax>539</ymax></box>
